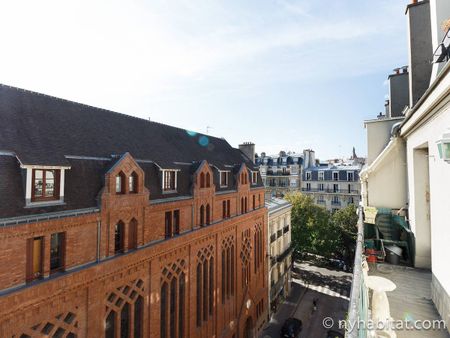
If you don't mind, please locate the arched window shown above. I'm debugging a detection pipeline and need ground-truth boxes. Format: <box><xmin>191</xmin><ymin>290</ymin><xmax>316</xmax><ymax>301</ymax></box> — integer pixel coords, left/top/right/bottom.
<box><xmin>161</xmin><ymin>282</ymin><xmax>168</xmax><ymax>338</ymax></box>
<box><xmin>116</xmin><ymin>172</ymin><xmax>126</xmax><ymax>194</ymax></box>
<box><xmin>226</xmin><ymin>247</ymin><xmax>231</xmax><ymax>298</ymax></box>
<box><xmin>203</xmin><ymin>260</ymin><xmax>208</xmax><ymax>321</ymax></box>
<box><xmin>209</xmin><ymin>258</ymin><xmax>214</xmax><ymax>316</ymax></box>
<box><xmin>105</xmin><ymin>311</ymin><xmax>115</xmax><ymax>338</ymax></box>
<box><xmin>206</xmin><ymin>204</ymin><xmax>211</xmax><ymax>224</ymax></box>
<box><xmin>114</xmin><ymin>221</ymin><xmax>125</xmax><ymax>254</ymax></box>
<box><xmin>129</xmin><ymin>218</ymin><xmax>138</xmax><ymax>250</ymax></box>
<box><xmin>253</xmin><ymin>195</ymin><xmax>256</xmax><ymax>210</ymax></box>
<box><xmin>221</xmin><ymin>250</ymin><xmax>226</xmax><ymax>304</ymax></box>
<box><xmin>254</xmin><ymin>232</ymin><xmax>257</xmax><ymax>274</ymax></box>
<box><xmin>129</xmin><ymin>172</ymin><xmax>138</xmax><ymax>193</ymax></box>
<box><xmin>196</xmin><ymin>264</ymin><xmax>202</xmax><ymax>327</ymax></box>
<box><xmin>231</xmin><ymin>245</ymin><xmax>235</xmax><ymax>295</ymax></box>
<box><xmin>241</xmin><ymin>198</ymin><xmax>244</xmax><ymax>214</ymax></box>
<box><xmin>170</xmin><ymin>278</ymin><xmax>177</xmax><ymax>338</ymax></box>
<box><xmin>200</xmin><ymin>205</ymin><xmax>205</xmax><ymax>226</ymax></box>
<box><xmin>206</xmin><ymin>172</ymin><xmax>211</xmax><ymax>187</ymax></box>
<box><xmin>120</xmin><ymin>303</ymin><xmax>129</xmax><ymax>338</ymax></box>
<box><xmin>245</xmin><ymin>197</ymin><xmax>248</xmax><ymax>213</ymax></box>
<box><xmin>200</xmin><ymin>172</ymin><xmax>205</xmax><ymax>188</ymax></box>
<box><xmin>179</xmin><ymin>273</ymin><xmax>185</xmax><ymax>338</ymax></box>
<box><xmin>134</xmin><ymin>296</ymin><xmax>143</xmax><ymax>338</ymax></box>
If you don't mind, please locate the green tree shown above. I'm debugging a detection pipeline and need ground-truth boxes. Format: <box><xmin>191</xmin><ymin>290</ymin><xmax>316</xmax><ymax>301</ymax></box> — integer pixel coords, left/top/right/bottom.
<box><xmin>332</xmin><ymin>204</ymin><xmax>358</xmax><ymax>264</ymax></box>
<box><xmin>285</xmin><ymin>193</ymin><xmax>339</xmax><ymax>258</ymax></box>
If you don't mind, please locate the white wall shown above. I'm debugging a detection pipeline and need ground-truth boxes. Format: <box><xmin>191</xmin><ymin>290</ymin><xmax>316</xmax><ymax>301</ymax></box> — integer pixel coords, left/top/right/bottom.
<box><xmin>361</xmin><ymin>138</ymin><xmax>408</xmax><ymax>209</ymax></box>
<box><xmin>365</xmin><ymin>118</ymin><xmax>404</xmax><ymax>165</ymax></box>
<box><xmin>406</xmin><ymin>99</ymin><xmax>450</xmax><ymax>290</ymax></box>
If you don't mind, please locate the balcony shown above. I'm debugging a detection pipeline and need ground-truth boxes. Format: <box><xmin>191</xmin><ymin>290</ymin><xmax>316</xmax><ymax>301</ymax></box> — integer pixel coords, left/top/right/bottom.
<box><xmin>270</xmin><ymin>233</ymin><xmax>277</xmax><ymax>243</ymax></box>
<box><xmin>301</xmin><ymin>188</ymin><xmax>360</xmax><ymax>195</ymax></box>
<box><xmin>347</xmin><ymin>208</ymin><xmax>448</xmax><ymax>338</ymax></box>
<box><xmin>277</xmin><ymin>245</ymin><xmax>292</xmax><ymax>263</ymax></box>
<box><xmin>331</xmin><ymin>200</ymin><xmax>341</xmax><ymax>206</ymax></box>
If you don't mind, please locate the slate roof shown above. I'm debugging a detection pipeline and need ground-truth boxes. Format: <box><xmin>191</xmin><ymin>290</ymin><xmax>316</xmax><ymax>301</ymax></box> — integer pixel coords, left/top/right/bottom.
<box><xmin>0</xmin><ymin>84</ymin><xmax>262</xmax><ymax>219</ymax></box>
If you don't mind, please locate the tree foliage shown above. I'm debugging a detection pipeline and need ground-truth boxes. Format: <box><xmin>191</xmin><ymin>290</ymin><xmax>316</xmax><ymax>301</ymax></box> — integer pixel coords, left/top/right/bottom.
<box><xmin>285</xmin><ymin>192</ymin><xmax>358</xmax><ymax>263</ymax></box>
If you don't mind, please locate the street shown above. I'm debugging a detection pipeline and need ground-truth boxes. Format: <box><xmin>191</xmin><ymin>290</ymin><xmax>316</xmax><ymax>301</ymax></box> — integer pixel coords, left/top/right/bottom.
<box><xmin>260</xmin><ymin>260</ymin><xmax>351</xmax><ymax>338</ymax></box>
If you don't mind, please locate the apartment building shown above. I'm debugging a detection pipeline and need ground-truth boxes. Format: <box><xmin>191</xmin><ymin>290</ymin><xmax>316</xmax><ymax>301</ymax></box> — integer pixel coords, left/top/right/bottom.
<box><xmin>255</xmin><ymin>151</ymin><xmax>303</xmax><ymax>199</ymax></box>
<box><xmin>301</xmin><ymin>150</ymin><xmax>362</xmax><ymax>212</ymax></box>
<box><xmin>357</xmin><ymin>0</ymin><xmax>450</xmax><ymax>334</ymax></box>
<box><xmin>0</xmin><ymin>84</ymin><xmax>268</xmax><ymax>338</ymax></box>
<box><xmin>266</xmin><ymin>198</ymin><xmax>292</xmax><ymax>317</ymax></box>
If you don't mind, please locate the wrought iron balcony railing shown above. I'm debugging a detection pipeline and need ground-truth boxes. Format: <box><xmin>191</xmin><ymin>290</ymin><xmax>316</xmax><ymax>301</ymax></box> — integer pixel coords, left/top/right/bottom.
<box><xmin>346</xmin><ymin>207</ymin><xmax>368</xmax><ymax>338</ymax></box>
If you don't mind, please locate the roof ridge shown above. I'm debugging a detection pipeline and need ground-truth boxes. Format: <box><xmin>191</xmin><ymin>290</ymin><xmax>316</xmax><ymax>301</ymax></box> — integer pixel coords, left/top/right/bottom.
<box><xmin>0</xmin><ymin>83</ymin><xmax>223</xmax><ymax>142</ymax></box>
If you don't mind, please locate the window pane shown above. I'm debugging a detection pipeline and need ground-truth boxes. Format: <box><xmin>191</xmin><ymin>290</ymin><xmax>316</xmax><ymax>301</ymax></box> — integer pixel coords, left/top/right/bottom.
<box><xmin>196</xmin><ymin>264</ymin><xmax>202</xmax><ymax>327</ymax></box>
<box><xmin>121</xmin><ymin>303</ymin><xmax>130</xmax><ymax>338</ymax></box>
<box><xmin>170</xmin><ymin>278</ymin><xmax>176</xmax><ymax>338</ymax></box>
<box><xmin>50</xmin><ymin>232</ymin><xmax>64</xmax><ymax>271</ymax></box>
<box><xmin>134</xmin><ymin>296</ymin><xmax>143</xmax><ymax>338</ymax></box>
<box><xmin>173</xmin><ymin>210</ymin><xmax>180</xmax><ymax>235</ymax></box>
<box><xmin>178</xmin><ymin>274</ymin><xmax>185</xmax><ymax>338</ymax></box>
<box><xmin>203</xmin><ymin>260</ymin><xmax>208</xmax><ymax>321</ymax></box>
<box><xmin>44</xmin><ymin>170</ymin><xmax>55</xmax><ymax>197</ymax></box>
<box><xmin>115</xmin><ymin>222</ymin><xmax>124</xmax><ymax>253</ymax></box>
<box><xmin>116</xmin><ymin>175</ymin><xmax>122</xmax><ymax>193</ymax></box>
<box><xmin>129</xmin><ymin>176</ymin><xmax>135</xmax><ymax>192</ymax></box>
<box><xmin>105</xmin><ymin>311</ymin><xmax>115</xmax><ymax>338</ymax></box>
<box><xmin>34</xmin><ymin>170</ymin><xmax>43</xmax><ymax>197</ymax></box>
<box><xmin>161</xmin><ymin>283</ymin><xmax>168</xmax><ymax>338</ymax></box>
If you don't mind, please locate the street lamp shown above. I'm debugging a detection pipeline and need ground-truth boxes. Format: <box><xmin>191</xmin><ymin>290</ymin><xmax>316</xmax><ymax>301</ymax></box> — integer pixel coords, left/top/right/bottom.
<box><xmin>436</xmin><ymin>131</ymin><xmax>450</xmax><ymax>162</ymax></box>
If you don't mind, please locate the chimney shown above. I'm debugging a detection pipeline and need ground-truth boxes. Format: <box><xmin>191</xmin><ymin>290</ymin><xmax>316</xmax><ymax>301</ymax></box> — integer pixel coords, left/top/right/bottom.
<box><xmin>406</xmin><ymin>0</ymin><xmax>433</xmax><ymax>107</ymax></box>
<box><xmin>309</xmin><ymin>150</ymin><xmax>316</xmax><ymax>168</ymax></box>
<box><xmin>239</xmin><ymin>142</ymin><xmax>256</xmax><ymax>163</ymax></box>
<box><xmin>303</xmin><ymin>149</ymin><xmax>310</xmax><ymax>168</ymax></box>
<box><xmin>388</xmin><ymin>67</ymin><xmax>410</xmax><ymax>117</ymax></box>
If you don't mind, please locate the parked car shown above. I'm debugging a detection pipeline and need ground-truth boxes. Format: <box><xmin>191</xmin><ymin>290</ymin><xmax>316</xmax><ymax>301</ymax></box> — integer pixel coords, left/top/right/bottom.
<box><xmin>326</xmin><ymin>329</ymin><xmax>344</xmax><ymax>338</ymax></box>
<box><xmin>280</xmin><ymin>318</ymin><xmax>302</xmax><ymax>338</ymax></box>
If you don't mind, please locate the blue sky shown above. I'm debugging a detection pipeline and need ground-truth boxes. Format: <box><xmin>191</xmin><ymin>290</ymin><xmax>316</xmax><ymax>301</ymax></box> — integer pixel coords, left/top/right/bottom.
<box><xmin>0</xmin><ymin>0</ymin><xmax>408</xmax><ymax>159</ymax></box>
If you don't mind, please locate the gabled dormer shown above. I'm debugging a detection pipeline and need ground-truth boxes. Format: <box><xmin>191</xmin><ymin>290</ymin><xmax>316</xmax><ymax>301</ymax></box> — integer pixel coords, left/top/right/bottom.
<box><xmin>105</xmin><ymin>153</ymin><xmax>146</xmax><ymax>196</ymax></box>
<box><xmin>236</xmin><ymin>163</ymin><xmax>250</xmax><ymax>188</ymax></box>
<box><xmin>192</xmin><ymin>160</ymin><xmax>215</xmax><ymax>192</ymax></box>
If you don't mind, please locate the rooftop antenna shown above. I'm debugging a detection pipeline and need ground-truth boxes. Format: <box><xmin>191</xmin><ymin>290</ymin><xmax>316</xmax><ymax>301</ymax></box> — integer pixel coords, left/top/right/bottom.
<box><xmin>206</xmin><ymin>126</ymin><xmax>213</xmax><ymax>134</ymax></box>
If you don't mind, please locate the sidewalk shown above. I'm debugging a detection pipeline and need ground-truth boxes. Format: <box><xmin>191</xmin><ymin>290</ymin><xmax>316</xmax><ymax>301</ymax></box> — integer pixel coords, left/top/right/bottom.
<box><xmin>259</xmin><ymin>282</ymin><xmax>308</xmax><ymax>338</ymax></box>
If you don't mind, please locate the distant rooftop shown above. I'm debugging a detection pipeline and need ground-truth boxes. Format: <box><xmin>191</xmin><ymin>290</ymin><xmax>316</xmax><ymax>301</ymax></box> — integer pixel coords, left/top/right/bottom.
<box><xmin>266</xmin><ymin>198</ymin><xmax>291</xmax><ymax>213</ymax></box>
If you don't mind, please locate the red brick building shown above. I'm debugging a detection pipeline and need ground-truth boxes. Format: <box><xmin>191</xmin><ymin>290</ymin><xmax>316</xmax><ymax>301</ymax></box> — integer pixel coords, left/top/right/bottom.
<box><xmin>0</xmin><ymin>84</ymin><xmax>268</xmax><ymax>338</ymax></box>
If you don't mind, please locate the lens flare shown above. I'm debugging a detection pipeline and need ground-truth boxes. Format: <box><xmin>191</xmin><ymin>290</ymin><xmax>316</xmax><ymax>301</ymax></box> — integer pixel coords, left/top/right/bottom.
<box><xmin>199</xmin><ymin>135</ymin><xmax>209</xmax><ymax>147</ymax></box>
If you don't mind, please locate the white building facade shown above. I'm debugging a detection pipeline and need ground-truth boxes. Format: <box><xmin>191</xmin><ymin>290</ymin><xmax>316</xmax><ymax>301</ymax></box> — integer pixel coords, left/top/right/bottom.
<box><xmin>361</xmin><ymin>0</ymin><xmax>450</xmax><ymax>330</ymax></box>
<box><xmin>266</xmin><ymin>198</ymin><xmax>292</xmax><ymax>317</ymax></box>
<box><xmin>256</xmin><ymin>151</ymin><xmax>303</xmax><ymax>199</ymax></box>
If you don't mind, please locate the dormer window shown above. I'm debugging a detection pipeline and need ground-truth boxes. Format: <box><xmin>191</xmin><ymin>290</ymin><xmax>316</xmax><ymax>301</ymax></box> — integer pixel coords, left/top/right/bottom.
<box><xmin>251</xmin><ymin>171</ymin><xmax>258</xmax><ymax>184</ymax></box>
<box><xmin>162</xmin><ymin>170</ymin><xmax>177</xmax><ymax>192</ymax></box>
<box><xmin>32</xmin><ymin>169</ymin><xmax>60</xmax><ymax>202</ymax></box>
<box><xmin>333</xmin><ymin>171</ymin><xmax>339</xmax><ymax>181</ymax></box>
<box><xmin>115</xmin><ymin>172</ymin><xmax>126</xmax><ymax>194</ymax></box>
<box><xmin>241</xmin><ymin>172</ymin><xmax>248</xmax><ymax>184</ymax></box>
<box><xmin>129</xmin><ymin>172</ymin><xmax>138</xmax><ymax>193</ymax></box>
<box><xmin>318</xmin><ymin>171</ymin><xmax>324</xmax><ymax>181</ymax></box>
<box><xmin>305</xmin><ymin>171</ymin><xmax>311</xmax><ymax>181</ymax></box>
<box><xmin>220</xmin><ymin>171</ymin><xmax>229</xmax><ymax>187</ymax></box>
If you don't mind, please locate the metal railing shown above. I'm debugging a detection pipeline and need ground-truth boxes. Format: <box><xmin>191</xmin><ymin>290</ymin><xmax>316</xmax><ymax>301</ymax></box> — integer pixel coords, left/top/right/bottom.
<box><xmin>346</xmin><ymin>207</ymin><xmax>368</xmax><ymax>338</ymax></box>
<box><xmin>302</xmin><ymin>188</ymin><xmax>360</xmax><ymax>194</ymax></box>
